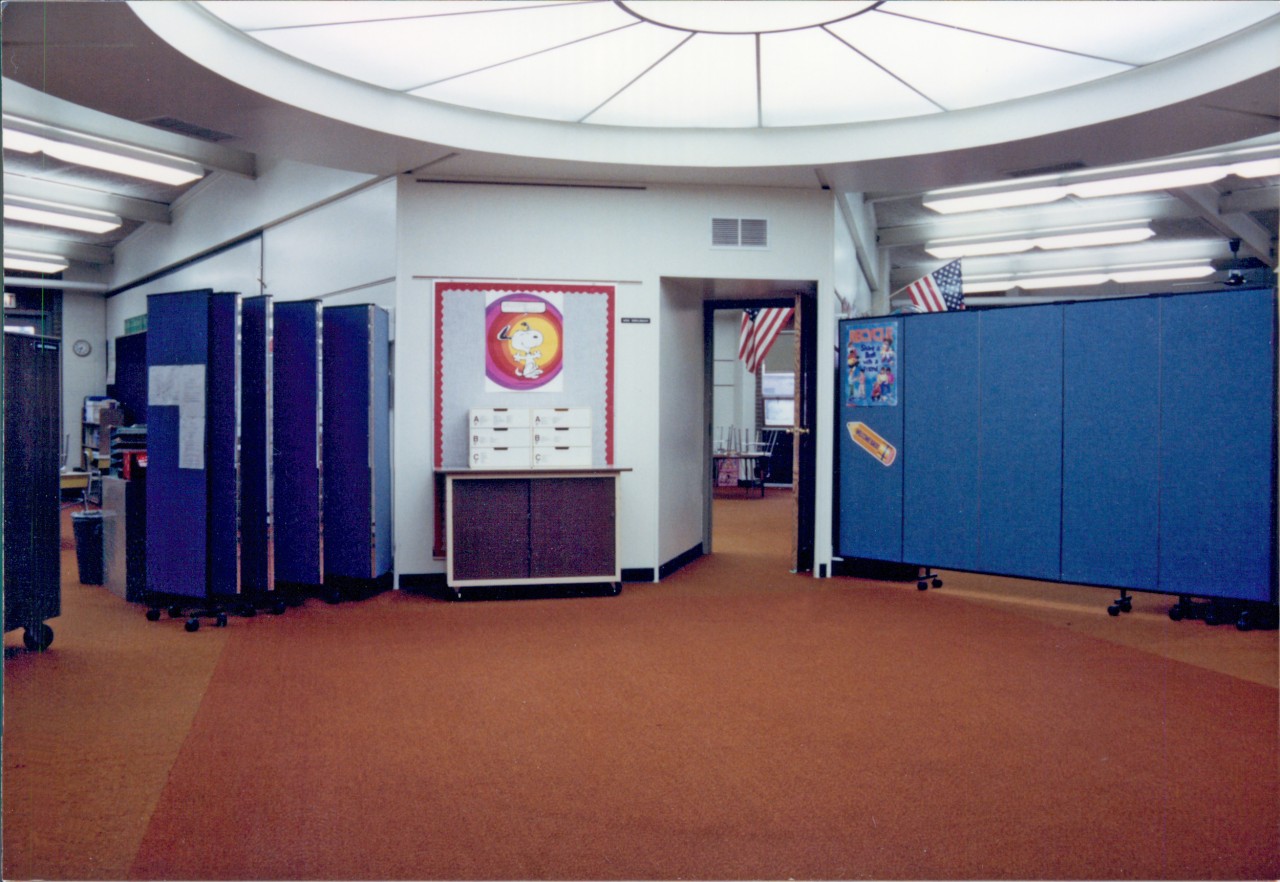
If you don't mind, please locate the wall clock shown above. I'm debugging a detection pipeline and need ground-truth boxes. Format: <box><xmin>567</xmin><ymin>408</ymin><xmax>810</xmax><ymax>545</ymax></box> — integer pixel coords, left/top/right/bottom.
<box><xmin>72</xmin><ymin>339</ymin><xmax>92</xmax><ymax>357</ymax></box>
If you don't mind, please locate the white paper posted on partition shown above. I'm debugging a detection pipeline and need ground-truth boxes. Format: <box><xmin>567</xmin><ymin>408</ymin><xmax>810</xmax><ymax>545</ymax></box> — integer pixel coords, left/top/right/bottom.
<box><xmin>149</xmin><ymin>364</ymin><xmax>206</xmax><ymax>470</ymax></box>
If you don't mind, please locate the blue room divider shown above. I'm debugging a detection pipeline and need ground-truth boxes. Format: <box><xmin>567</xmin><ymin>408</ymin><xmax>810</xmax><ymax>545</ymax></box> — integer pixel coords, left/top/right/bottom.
<box><xmin>837</xmin><ymin>288</ymin><xmax>1276</xmax><ymax>605</ymax></box>
<box><xmin>147</xmin><ymin>289</ymin><xmax>241</xmax><ymax>600</ymax></box>
<box><xmin>240</xmin><ymin>295</ymin><xmax>273</xmax><ymax>595</ymax></box>
<box><xmin>322</xmin><ymin>304</ymin><xmax>393</xmax><ymax>587</ymax></box>
<box><xmin>273</xmin><ymin>300</ymin><xmax>324</xmax><ymax>588</ymax></box>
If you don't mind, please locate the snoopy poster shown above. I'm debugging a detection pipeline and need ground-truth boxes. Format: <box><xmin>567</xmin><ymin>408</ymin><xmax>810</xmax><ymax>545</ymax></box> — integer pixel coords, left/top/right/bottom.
<box><xmin>484</xmin><ymin>292</ymin><xmax>565</xmax><ymax>392</ymax></box>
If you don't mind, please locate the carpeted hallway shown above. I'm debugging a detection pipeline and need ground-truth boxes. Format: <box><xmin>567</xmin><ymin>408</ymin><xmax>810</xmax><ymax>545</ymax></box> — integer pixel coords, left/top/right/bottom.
<box><xmin>3</xmin><ymin>492</ymin><xmax>1277</xmax><ymax>880</ymax></box>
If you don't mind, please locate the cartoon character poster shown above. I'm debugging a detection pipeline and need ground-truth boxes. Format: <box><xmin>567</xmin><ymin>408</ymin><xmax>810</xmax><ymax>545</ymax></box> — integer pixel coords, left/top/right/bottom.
<box><xmin>484</xmin><ymin>292</ymin><xmax>564</xmax><ymax>392</ymax></box>
<box><xmin>845</xmin><ymin>321</ymin><xmax>897</xmax><ymax>406</ymax></box>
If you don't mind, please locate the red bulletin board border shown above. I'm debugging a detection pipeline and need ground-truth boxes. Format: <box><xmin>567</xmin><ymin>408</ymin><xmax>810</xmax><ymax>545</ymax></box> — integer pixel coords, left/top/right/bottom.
<box><xmin>433</xmin><ymin>280</ymin><xmax>615</xmax><ymax>468</ymax></box>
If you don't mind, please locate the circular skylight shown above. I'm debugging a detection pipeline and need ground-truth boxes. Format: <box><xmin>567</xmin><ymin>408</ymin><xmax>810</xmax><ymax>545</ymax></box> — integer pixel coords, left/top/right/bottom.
<box><xmin>131</xmin><ymin>1</ymin><xmax>1280</xmax><ymax>169</ymax></box>
<box><xmin>193</xmin><ymin>0</ymin><xmax>1279</xmax><ymax>129</ymax></box>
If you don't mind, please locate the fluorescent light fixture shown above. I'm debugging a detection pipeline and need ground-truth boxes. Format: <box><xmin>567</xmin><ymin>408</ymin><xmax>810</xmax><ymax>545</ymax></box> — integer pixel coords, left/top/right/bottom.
<box><xmin>923</xmin><ymin>186</ymin><xmax>1067</xmax><ymax>214</ymax></box>
<box><xmin>4</xmin><ymin>250</ymin><xmax>70</xmax><ymax>274</ymax></box>
<box><xmin>2</xmin><ymin>128</ymin><xmax>45</xmax><ymax>153</ymax></box>
<box><xmin>963</xmin><ymin>262</ymin><xmax>1217</xmax><ymax>292</ymax></box>
<box><xmin>4</xmin><ymin>199</ymin><xmax>122</xmax><ymax>234</ymax></box>
<box><xmin>1230</xmin><ymin>157</ymin><xmax>1280</xmax><ymax>179</ymax></box>
<box><xmin>1067</xmin><ymin>167</ymin><xmax>1227</xmax><ymax>199</ymax></box>
<box><xmin>924</xmin><ymin>148</ymin><xmax>1280</xmax><ymax>214</ymax></box>
<box><xmin>1109</xmin><ymin>265</ymin><xmax>1215</xmax><ymax>284</ymax></box>
<box><xmin>926</xmin><ymin>224</ymin><xmax>1155</xmax><ymax>258</ymax></box>
<box><xmin>0</xmin><ymin>125</ymin><xmax>205</xmax><ymax>186</ymax></box>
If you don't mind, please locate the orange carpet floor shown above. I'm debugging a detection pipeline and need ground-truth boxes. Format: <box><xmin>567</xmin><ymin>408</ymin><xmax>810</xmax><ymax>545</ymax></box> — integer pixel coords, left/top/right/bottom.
<box><xmin>3</xmin><ymin>493</ymin><xmax>1277</xmax><ymax>880</ymax></box>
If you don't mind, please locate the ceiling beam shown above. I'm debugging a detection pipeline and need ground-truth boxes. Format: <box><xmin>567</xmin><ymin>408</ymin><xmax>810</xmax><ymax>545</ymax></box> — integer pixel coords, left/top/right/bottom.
<box><xmin>1171</xmin><ymin>184</ymin><xmax>1276</xmax><ymax>267</ymax></box>
<box><xmin>4</xmin><ymin>173</ymin><xmax>171</xmax><ymax>224</ymax></box>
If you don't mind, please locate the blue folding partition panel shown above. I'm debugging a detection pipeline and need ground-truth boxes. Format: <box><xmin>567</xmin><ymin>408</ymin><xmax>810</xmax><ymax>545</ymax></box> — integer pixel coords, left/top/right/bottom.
<box><xmin>273</xmin><ymin>300</ymin><xmax>323</xmax><ymax>587</ymax></box>
<box><xmin>147</xmin><ymin>290</ymin><xmax>241</xmax><ymax>599</ymax></box>
<box><xmin>902</xmin><ymin>311</ymin><xmax>982</xmax><ymax>571</ymax></box>
<box><xmin>837</xmin><ymin>317</ymin><xmax>904</xmax><ymax>562</ymax></box>
<box><xmin>1159</xmin><ymin>288</ymin><xmax>1276</xmax><ymax>601</ymax></box>
<box><xmin>1062</xmin><ymin>298</ymin><xmax>1160</xmax><ymax>590</ymax></box>
<box><xmin>978</xmin><ymin>305</ymin><xmax>1063</xmax><ymax>581</ymax></box>
<box><xmin>323</xmin><ymin>304</ymin><xmax>393</xmax><ymax>582</ymax></box>
<box><xmin>240</xmin><ymin>295</ymin><xmax>273</xmax><ymax>594</ymax></box>
<box><xmin>835</xmin><ymin>289</ymin><xmax>1276</xmax><ymax>607</ymax></box>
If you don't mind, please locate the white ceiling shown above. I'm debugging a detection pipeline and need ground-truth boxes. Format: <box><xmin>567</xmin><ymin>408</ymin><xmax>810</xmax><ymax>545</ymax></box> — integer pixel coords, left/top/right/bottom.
<box><xmin>2</xmin><ymin>0</ymin><xmax>1277</xmax><ymax>303</ymax></box>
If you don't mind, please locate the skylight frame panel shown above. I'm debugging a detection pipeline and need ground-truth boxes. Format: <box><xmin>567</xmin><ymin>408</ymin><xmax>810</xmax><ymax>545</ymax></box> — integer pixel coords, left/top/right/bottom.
<box><xmin>242</xmin><ymin>1</ymin><xmax>638</xmax><ymax>93</ymax></box>
<box><xmin>827</xmin><ymin>11</ymin><xmax>1131</xmax><ymax>111</ymax></box>
<box><xmin>412</xmin><ymin>23</ymin><xmax>687</xmax><ymax>123</ymax></box>
<box><xmin>759</xmin><ymin>28</ymin><xmax>942</xmax><ymax>126</ymax></box>
<box><xmin>585</xmin><ymin>33</ymin><xmax>759</xmax><ymax>128</ymax></box>
<box><xmin>200</xmin><ymin>1</ymin><xmax>574</xmax><ymax>32</ymax></box>
<box><xmin>878</xmin><ymin>0</ymin><xmax>1280</xmax><ymax>66</ymax></box>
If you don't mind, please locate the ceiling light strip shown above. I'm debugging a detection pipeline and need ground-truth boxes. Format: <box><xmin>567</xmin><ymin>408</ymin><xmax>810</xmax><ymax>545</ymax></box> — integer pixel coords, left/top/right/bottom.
<box><xmin>963</xmin><ymin>262</ymin><xmax>1216</xmax><ymax>292</ymax></box>
<box><xmin>4</xmin><ymin>249</ymin><xmax>70</xmax><ymax>274</ymax></box>
<box><xmin>4</xmin><ymin>201</ymin><xmax>122</xmax><ymax>234</ymax></box>
<box><xmin>926</xmin><ymin>223</ymin><xmax>1155</xmax><ymax>258</ymax></box>
<box><xmin>924</xmin><ymin>145</ymin><xmax>1280</xmax><ymax>214</ymax></box>
<box><xmin>3</xmin><ymin>120</ymin><xmax>205</xmax><ymax>186</ymax></box>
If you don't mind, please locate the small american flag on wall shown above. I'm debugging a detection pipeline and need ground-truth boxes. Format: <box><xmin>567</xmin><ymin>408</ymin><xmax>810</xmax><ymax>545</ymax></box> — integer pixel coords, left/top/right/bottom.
<box><xmin>738</xmin><ymin>307</ymin><xmax>793</xmax><ymax>373</ymax></box>
<box><xmin>904</xmin><ymin>259</ymin><xmax>965</xmax><ymax>313</ymax></box>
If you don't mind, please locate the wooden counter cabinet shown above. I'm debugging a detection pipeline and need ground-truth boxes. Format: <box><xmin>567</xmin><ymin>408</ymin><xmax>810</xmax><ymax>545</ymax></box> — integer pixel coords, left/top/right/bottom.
<box><xmin>441</xmin><ymin>468</ymin><xmax>626</xmax><ymax>598</ymax></box>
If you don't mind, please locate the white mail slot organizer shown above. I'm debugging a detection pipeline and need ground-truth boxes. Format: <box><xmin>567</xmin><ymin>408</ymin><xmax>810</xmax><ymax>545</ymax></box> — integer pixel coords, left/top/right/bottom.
<box><xmin>469</xmin><ymin>407</ymin><xmax>532</xmax><ymax>429</ymax></box>
<box><xmin>533</xmin><ymin>426</ymin><xmax>592</xmax><ymax>448</ymax></box>
<box><xmin>468</xmin><ymin>406</ymin><xmax>593</xmax><ymax>468</ymax></box>
<box><xmin>532</xmin><ymin>407</ymin><xmax>591</xmax><ymax>429</ymax></box>
<box><xmin>469</xmin><ymin>446</ymin><xmax>533</xmax><ymax>469</ymax></box>
<box><xmin>533</xmin><ymin>446</ymin><xmax>593</xmax><ymax>468</ymax></box>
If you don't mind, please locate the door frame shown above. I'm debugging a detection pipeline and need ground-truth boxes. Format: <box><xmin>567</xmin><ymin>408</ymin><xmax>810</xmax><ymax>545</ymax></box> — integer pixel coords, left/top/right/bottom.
<box><xmin>703</xmin><ymin>289</ymin><xmax>818</xmax><ymax>572</ymax></box>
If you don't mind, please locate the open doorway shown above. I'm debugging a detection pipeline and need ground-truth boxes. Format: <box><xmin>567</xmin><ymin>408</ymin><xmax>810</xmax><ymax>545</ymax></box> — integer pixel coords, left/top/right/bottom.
<box><xmin>702</xmin><ymin>286</ymin><xmax>818</xmax><ymax>574</ymax></box>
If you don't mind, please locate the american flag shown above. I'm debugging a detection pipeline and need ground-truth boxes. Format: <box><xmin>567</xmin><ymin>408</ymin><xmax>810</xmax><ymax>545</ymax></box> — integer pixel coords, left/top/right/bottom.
<box><xmin>905</xmin><ymin>259</ymin><xmax>965</xmax><ymax>313</ymax></box>
<box><xmin>738</xmin><ymin>307</ymin><xmax>793</xmax><ymax>373</ymax></box>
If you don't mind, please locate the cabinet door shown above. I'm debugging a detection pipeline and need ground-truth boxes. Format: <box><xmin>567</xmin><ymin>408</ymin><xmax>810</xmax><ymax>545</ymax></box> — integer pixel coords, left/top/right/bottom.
<box><xmin>530</xmin><ymin>476</ymin><xmax>615</xmax><ymax>579</ymax></box>
<box><xmin>451</xmin><ymin>478</ymin><xmax>531</xmax><ymax>581</ymax></box>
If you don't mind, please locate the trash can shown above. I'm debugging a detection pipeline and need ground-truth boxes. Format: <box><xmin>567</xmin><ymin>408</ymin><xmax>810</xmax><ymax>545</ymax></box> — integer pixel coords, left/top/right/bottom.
<box><xmin>72</xmin><ymin>510</ymin><xmax>104</xmax><ymax>585</ymax></box>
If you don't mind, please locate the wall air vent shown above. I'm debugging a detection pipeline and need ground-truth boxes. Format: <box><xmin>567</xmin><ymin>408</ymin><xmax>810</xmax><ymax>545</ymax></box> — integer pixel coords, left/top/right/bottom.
<box><xmin>141</xmin><ymin>116</ymin><xmax>237</xmax><ymax>143</ymax></box>
<box><xmin>711</xmin><ymin>217</ymin><xmax>769</xmax><ymax>249</ymax></box>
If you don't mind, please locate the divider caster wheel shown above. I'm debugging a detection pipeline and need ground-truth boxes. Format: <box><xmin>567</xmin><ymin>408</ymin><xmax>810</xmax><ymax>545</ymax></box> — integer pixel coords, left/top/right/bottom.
<box><xmin>325</xmin><ymin>588</ymin><xmax>342</xmax><ymax>605</ymax></box>
<box><xmin>1108</xmin><ymin>604</ymin><xmax>1121</xmax><ymax>616</ymax></box>
<box><xmin>917</xmin><ymin>581</ymin><xmax>928</xmax><ymax>591</ymax></box>
<box><xmin>1169</xmin><ymin>605</ymin><xmax>1185</xmax><ymax>622</ymax></box>
<box><xmin>184</xmin><ymin>618</ymin><xmax>200</xmax><ymax>633</ymax></box>
<box><xmin>216</xmin><ymin>612</ymin><xmax>229</xmax><ymax>628</ymax></box>
<box><xmin>931</xmin><ymin>578</ymin><xmax>943</xmax><ymax>589</ymax></box>
<box><xmin>168</xmin><ymin>605</ymin><xmax>184</xmax><ymax>619</ymax></box>
<box><xmin>146</xmin><ymin>608</ymin><xmax>162</xmax><ymax>622</ymax></box>
<box><xmin>23</xmin><ymin>623</ymin><xmax>53</xmax><ymax>652</ymax></box>
<box><xmin>271</xmin><ymin>601</ymin><xmax>287</xmax><ymax>615</ymax></box>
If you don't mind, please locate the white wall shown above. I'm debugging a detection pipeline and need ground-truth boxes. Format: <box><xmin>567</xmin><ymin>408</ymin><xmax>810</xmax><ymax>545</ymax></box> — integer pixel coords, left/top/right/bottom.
<box><xmin>109</xmin><ymin>157</ymin><xmax>379</xmax><ymax>292</ymax></box>
<box><xmin>395</xmin><ymin>179</ymin><xmax>836</xmax><ymax>578</ymax></box>
<box><xmin>658</xmin><ymin>278</ymin><xmax>709</xmax><ymax>563</ymax></box>
<box><xmin>60</xmin><ymin>282</ymin><xmax>107</xmax><ymax>470</ymax></box>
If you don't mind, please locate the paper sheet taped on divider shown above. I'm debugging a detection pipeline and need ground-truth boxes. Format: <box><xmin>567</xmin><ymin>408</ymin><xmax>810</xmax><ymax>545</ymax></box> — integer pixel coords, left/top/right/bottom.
<box><xmin>149</xmin><ymin>364</ymin><xmax>206</xmax><ymax>469</ymax></box>
<box><xmin>847</xmin><ymin>421</ymin><xmax>896</xmax><ymax>466</ymax></box>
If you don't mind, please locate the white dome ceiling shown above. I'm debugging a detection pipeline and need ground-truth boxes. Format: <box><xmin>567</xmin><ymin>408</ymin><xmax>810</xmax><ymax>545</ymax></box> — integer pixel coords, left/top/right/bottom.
<box><xmin>194</xmin><ymin>0</ymin><xmax>1277</xmax><ymax>128</ymax></box>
